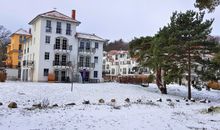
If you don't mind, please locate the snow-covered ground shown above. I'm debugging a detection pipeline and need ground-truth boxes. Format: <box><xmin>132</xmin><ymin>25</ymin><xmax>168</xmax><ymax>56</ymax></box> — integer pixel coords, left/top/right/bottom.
<box><xmin>0</xmin><ymin>81</ymin><xmax>220</xmax><ymax>130</ymax></box>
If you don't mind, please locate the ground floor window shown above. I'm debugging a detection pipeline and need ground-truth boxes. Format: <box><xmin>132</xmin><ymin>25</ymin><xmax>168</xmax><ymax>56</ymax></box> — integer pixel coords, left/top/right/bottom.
<box><xmin>94</xmin><ymin>71</ymin><xmax>98</xmax><ymax>78</ymax></box>
<box><xmin>44</xmin><ymin>69</ymin><xmax>49</xmax><ymax>76</ymax></box>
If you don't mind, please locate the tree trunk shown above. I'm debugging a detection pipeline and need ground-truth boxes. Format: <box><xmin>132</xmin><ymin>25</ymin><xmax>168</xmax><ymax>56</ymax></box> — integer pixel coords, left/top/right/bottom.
<box><xmin>188</xmin><ymin>46</ymin><xmax>192</xmax><ymax>99</ymax></box>
<box><xmin>156</xmin><ymin>68</ymin><xmax>167</xmax><ymax>94</ymax></box>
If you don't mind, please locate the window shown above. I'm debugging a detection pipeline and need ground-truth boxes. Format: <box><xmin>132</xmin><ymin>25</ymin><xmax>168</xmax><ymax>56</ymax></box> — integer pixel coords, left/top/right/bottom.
<box><xmin>27</xmin><ymin>48</ymin><xmax>29</xmax><ymax>53</ymax></box>
<box><xmin>94</xmin><ymin>71</ymin><xmax>98</xmax><ymax>78</ymax></box>
<box><xmin>46</xmin><ymin>20</ymin><xmax>52</xmax><ymax>32</ymax></box>
<box><xmin>79</xmin><ymin>56</ymin><xmax>84</xmax><ymax>67</ymax></box>
<box><xmin>112</xmin><ymin>68</ymin><xmax>115</xmax><ymax>74</ymax></box>
<box><xmin>66</xmin><ymin>23</ymin><xmax>71</xmax><ymax>35</ymax></box>
<box><xmin>62</xmin><ymin>39</ymin><xmax>67</xmax><ymax>50</ymax></box>
<box><xmin>85</xmin><ymin>56</ymin><xmax>90</xmax><ymax>67</ymax></box>
<box><xmin>44</xmin><ymin>69</ymin><xmax>49</xmax><ymax>76</ymax></box>
<box><xmin>45</xmin><ymin>36</ymin><xmax>50</xmax><ymax>44</ymax></box>
<box><xmin>107</xmin><ymin>64</ymin><xmax>109</xmax><ymax>69</ymax></box>
<box><xmin>127</xmin><ymin>61</ymin><xmax>131</xmax><ymax>64</ymax></box>
<box><xmin>45</xmin><ymin>52</ymin><xmax>50</xmax><ymax>60</ymax></box>
<box><xmin>19</xmin><ymin>36</ymin><xmax>23</xmax><ymax>43</ymax></box>
<box><xmin>56</xmin><ymin>22</ymin><xmax>62</xmax><ymax>34</ymax></box>
<box><xmin>86</xmin><ymin>42</ymin><xmax>90</xmax><ymax>50</ymax></box>
<box><xmin>61</xmin><ymin>55</ymin><xmax>67</xmax><ymax>65</ymax></box>
<box><xmin>94</xmin><ymin>56</ymin><xmax>98</xmax><ymax>63</ymax></box>
<box><xmin>54</xmin><ymin>54</ymin><xmax>60</xmax><ymax>65</ymax></box>
<box><xmin>115</xmin><ymin>55</ymin><xmax>118</xmax><ymax>60</ymax></box>
<box><xmin>95</xmin><ymin>42</ymin><xmax>99</xmax><ymax>49</ymax></box>
<box><xmin>55</xmin><ymin>38</ymin><xmax>60</xmax><ymax>49</ymax></box>
<box><xmin>19</xmin><ymin>44</ymin><xmax>22</xmax><ymax>51</ymax></box>
<box><xmin>123</xmin><ymin>68</ymin><xmax>127</xmax><ymax>74</ymax></box>
<box><xmin>80</xmin><ymin>42</ymin><xmax>84</xmax><ymax>49</ymax></box>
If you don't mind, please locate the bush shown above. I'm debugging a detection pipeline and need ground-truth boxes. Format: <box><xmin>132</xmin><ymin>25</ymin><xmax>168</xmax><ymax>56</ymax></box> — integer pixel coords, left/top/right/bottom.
<box><xmin>0</xmin><ymin>71</ymin><xmax>6</xmax><ymax>82</ymax></box>
<box><xmin>146</xmin><ymin>74</ymin><xmax>155</xmax><ymax>83</ymax></box>
<box><xmin>117</xmin><ymin>75</ymin><xmax>148</xmax><ymax>84</ymax></box>
<box><xmin>207</xmin><ymin>81</ymin><xmax>220</xmax><ymax>90</ymax></box>
<box><xmin>48</xmin><ymin>73</ymin><xmax>55</xmax><ymax>82</ymax></box>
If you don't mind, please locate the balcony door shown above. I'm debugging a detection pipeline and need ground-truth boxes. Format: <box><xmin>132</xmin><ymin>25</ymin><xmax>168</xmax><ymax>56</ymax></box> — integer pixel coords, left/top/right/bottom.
<box><xmin>61</xmin><ymin>55</ymin><xmax>67</xmax><ymax>66</ymax></box>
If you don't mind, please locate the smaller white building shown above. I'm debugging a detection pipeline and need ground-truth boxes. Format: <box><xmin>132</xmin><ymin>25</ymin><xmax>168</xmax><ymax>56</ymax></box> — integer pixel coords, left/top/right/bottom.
<box><xmin>103</xmin><ymin>50</ymin><xmax>139</xmax><ymax>76</ymax></box>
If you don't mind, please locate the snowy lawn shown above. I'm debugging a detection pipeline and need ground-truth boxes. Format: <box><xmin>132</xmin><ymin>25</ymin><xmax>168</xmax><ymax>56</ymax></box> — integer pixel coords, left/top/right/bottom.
<box><xmin>0</xmin><ymin>81</ymin><xmax>220</xmax><ymax>130</ymax></box>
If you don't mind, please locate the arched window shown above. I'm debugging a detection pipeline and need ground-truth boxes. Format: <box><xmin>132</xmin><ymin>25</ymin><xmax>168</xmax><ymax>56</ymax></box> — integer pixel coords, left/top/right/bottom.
<box><xmin>55</xmin><ymin>37</ymin><xmax>68</xmax><ymax>50</ymax></box>
<box><xmin>55</xmin><ymin>38</ymin><xmax>60</xmax><ymax>49</ymax></box>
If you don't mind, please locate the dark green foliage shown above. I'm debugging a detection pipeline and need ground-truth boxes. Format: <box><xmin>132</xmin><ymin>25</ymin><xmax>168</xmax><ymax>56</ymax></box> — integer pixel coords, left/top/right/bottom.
<box><xmin>104</xmin><ymin>39</ymin><xmax>128</xmax><ymax>51</ymax></box>
<box><xmin>195</xmin><ymin>0</ymin><xmax>220</xmax><ymax>12</ymax></box>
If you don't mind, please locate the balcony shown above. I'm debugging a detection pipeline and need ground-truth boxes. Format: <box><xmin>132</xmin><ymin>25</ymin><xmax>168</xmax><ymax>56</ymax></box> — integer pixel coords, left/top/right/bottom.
<box><xmin>54</xmin><ymin>45</ymin><xmax>72</xmax><ymax>52</ymax></box>
<box><xmin>53</xmin><ymin>61</ymin><xmax>72</xmax><ymax>67</ymax></box>
<box><xmin>78</xmin><ymin>62</ymin><xmax>95</xmax><ymax>69</ymax></box>
<box><xmin>78</xmin><ymin>48</ymin><xmax>96</xmax><ymax>54</ymax></box>
<box><xmin>22</xmin><ymin>60</ymin><xmax>34</xmax><ymax>68</ymax></box>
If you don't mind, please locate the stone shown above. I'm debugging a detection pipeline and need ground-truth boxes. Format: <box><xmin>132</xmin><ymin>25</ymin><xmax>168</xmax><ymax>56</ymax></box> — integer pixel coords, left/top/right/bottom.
<box><xmin>157</xmin><ymin>98</ymin><xmax>162</xmax><ymax>102</ymax></box>
<box><xmin>137</xmin><ymin>99</ymin><xmax>142</xmax><ymax>103</ymax></box>
<box><xmin>206</xmin><ymin>100</ymin><xmax>211</xmax><ymax>103</ymax></box>
<box><xmin>0</xmin><ymin>102</ymin><xmax>3</xmax><ymax>106</ymax></box>
<box><xmin>208</xmin><ymin>106</ymin><xmax>214</xmax><ymax>113</ymax></box>
<box><xmin>125</xmin><ymin>98</ymin><xmax>130</xmax><ymax>103</ymax></box>
<box><xmin>190</xmin><ymin>98</ymin><xmax>195</xmax><ymax>102</ymax></box>
<box><xmin>52</xmin><ymin>104</ymin><xmax>59</xmax><ymax>107</ymax></box>
<box><xmin>175</xmin><ymin>99</ymin><xmax>180</xmax><ymax>102</ymax></box>
<box><xmin>166</xmin><ymin>99</ymin><xmax>172</xmax><ymax>102</ymax></box>
<box><xmin>200</xmin><ymin>99</ymin><xmax>206</xmax><ymax>103</ymax></box>
<box><xmin>186</xmin><ymin>103</ymin><xmax>190</xmax><ymax>105</ymax></box>
<box><xmin>99</xmin><ymin>99</ymin><xmax>105</xmax><ymax>104</ymax></box>
<box><xmin>32</xmin><ymin>103</ymin><xmax>41</xmax><ymax>108</ymax></box>
<box><xmin>8</xmin><ymin>102</ymin><xmax>17</xmax><ymax>108</ymax></box>
<box><xmin>113</xmin><ymin>106</ymin><xmax>121</xmax><ymax>110</ymax></box>
<box><xmin>66</xmin><ymin>103</ymin><xmax>76</xmax><ymax>106</ymax></box>
<box><xmin>82</xmin><ymin>100</ymin><xmax>90</xmax><ymax>104</ymax></box>
<box><xmin>111</xmin><ymin>99</ymin><xmax>116</xmax><ymax>103</ymax></box>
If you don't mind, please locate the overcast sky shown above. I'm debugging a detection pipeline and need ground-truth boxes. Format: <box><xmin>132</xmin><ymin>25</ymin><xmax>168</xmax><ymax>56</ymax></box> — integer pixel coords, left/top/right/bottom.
<box><xmin>0</xmin><ymin>0</ymin><xmax>219</xmax><ymax>41</ymax></box>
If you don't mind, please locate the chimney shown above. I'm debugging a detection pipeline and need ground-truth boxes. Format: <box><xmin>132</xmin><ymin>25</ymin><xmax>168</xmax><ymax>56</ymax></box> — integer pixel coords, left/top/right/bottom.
<box><xmin>72</xmin><ymin>10</ymin><xmax>76</xmax><ymax>20</ymax></box>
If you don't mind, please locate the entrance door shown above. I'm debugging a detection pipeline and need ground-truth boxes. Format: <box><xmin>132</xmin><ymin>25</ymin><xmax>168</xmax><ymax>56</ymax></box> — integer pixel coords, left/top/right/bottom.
<box><xmin>61</xmin><ymin>71</ymin><xmax>66</xmax><ymax>82</ymax></box>
<box><xmin>54</xmin><ymin>70</ymin><xmax>59</xmax><ymax>81</ymax></box>
<box><xmin>80</xmin><ymin>70</ymin><xmax>90</xmax><ymax>82</ymax></box>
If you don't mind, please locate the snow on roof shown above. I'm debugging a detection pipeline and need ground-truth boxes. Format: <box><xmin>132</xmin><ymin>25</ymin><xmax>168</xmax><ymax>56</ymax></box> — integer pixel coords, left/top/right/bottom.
<box><xmin>11</xmin><ymin>29</ymin><xmax>31</xmax><ymax>37</ymax></box>
<box><xmin>76</xmin><ymin>32</ymin><xmax>107</xmax><ymax>42</ymax></box>
<box><xmin>29</xmin><ymin>10</ymin><xmax>80</xmax><ymax>24</ymax></box>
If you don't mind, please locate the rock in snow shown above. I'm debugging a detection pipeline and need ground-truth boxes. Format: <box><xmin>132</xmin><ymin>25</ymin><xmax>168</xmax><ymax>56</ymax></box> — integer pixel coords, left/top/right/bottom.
<box><xmin>8</xmin><ymin>102</ymin><xmax>17</xmax><ymax>108</ymax></box>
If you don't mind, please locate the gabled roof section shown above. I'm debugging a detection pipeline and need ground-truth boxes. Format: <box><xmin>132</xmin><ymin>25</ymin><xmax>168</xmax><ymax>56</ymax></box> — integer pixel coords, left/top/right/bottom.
<box><xmin>29</xmin><ymin>10</ymin><xmax>81</xmax><ymax>25</ymax></box>
<box><xmin>76</xmin><ymin>32</ymin><xmax>108</xmax><ymax>42</ymax></box>
<box><xmin>10</xmin><ymin>29</ymin><xmax>31</xmax><ymax>37</ymax></box>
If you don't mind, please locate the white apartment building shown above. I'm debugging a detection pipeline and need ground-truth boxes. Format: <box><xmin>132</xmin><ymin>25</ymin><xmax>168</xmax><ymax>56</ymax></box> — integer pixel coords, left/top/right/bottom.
<box><xmin>103</xmin><ymin>50</ymin><xmax>139</xmax><ymax>76</ymax></box>
<box><xmin>21</xmin><ymin>10</ymin><xmax>107</xmax><ymax>82</ymax></box>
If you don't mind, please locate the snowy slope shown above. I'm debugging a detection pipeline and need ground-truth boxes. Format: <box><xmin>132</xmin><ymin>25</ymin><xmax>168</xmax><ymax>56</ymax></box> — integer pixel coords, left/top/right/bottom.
<box><xmin>0</xmin><ymin>82</ymin><xmax>220</xmax><ymax>130</ymax></box>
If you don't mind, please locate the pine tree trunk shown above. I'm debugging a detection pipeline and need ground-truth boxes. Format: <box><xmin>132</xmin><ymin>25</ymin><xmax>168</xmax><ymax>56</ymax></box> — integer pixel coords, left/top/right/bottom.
<box><xmin>188</xmin><ymin>46</ymin><xmax>192</xmax><ymax>99</ymax></box>
<box><xmin>156</xmin><ymin>68</ymin><xmax>167</xmax><ymax>94</ymax></box>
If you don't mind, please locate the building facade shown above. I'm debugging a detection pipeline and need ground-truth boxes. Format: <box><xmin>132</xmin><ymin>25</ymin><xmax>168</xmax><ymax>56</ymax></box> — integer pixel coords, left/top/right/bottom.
<box><xmin>103</xmin><ymin>50</ymin><xmax>139</xmax><ymax>76</ymax></box>
<box><xmin>21</xmin><ymin>10</ymin><xmax>106</xmax><ymax>82</ymax></box>
<box><xmin>6</xmin><ymin>29</ymin><xmax>31</xmax><ymax>68</ymax></box>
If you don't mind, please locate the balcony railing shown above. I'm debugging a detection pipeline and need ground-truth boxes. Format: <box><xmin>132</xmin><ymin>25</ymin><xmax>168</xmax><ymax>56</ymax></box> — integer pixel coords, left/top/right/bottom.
<box><xmin>78</xmin><ymin>62</ymin><xmax>95</xmax><ymax>68</ymax></box>
<box><xmin>54</xmin><ymin>45</ymin><xmax>72</xmax><ymax>51</ymax></box>
<box><xmin>53</xmin><ymin>61</ymin><xmax>72</xmax><ymax>67</ymax></box>
<box><xmin>78</xmin><ymin>48</ymin><xmax>96</xmax><ymax>54</ymax></box>
<box><xmin>23</xmin><ymin>60</ymin><xmax>34</xmax><ymax>68</ymax></box>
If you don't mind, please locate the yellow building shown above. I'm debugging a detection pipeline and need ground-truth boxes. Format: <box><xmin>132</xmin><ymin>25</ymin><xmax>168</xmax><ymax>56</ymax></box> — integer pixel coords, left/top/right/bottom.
<box><xmin>6</xmin><ymin>29</ymin><xmax>31</xmax><ymax>68</ymax></box>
